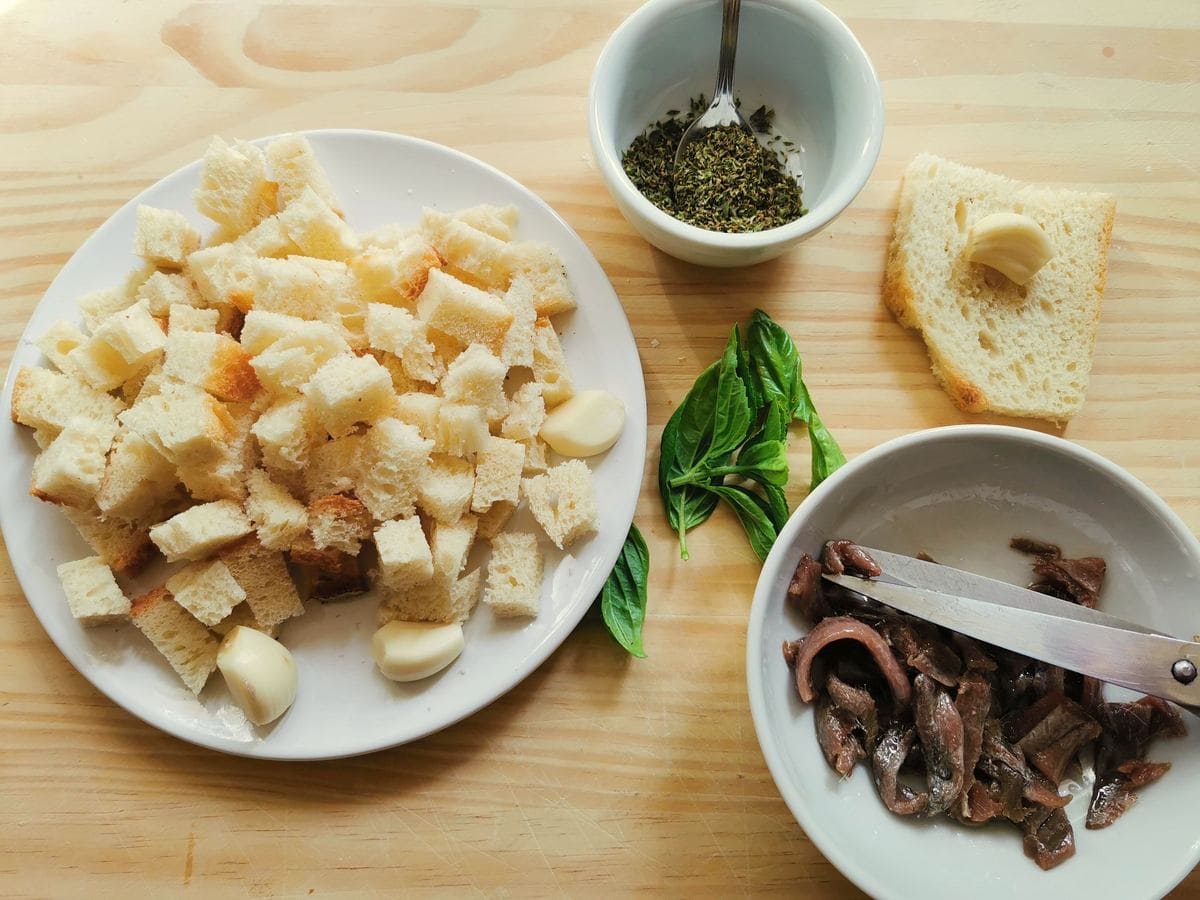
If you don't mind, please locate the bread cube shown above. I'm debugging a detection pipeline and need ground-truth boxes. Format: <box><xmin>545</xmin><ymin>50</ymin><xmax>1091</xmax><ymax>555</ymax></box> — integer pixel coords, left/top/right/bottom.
<box><xmin>416</xmin><ymin>268</ymin><xmax>513</xmax><ymax>352</ymax></box>
<box><xmin>482</xmin><ymin>531</ymin><xmax>543</xmax><ymax>618</ymax></box>
<box><xmin>96</xmin><ymin>430</ymin><xmax>179</xmax><ymax>522</ymax></box>
<box><xmin>500</xmin><ymin>275</ymin><xmax>537</xmax><ymax>367</ymax></box>
<box><xmin>78</xmin><ymin>287</ymin><xmax>136</xmax><ymax>331</ymax></box>
<box><xmin>349</xmin><ymin>234</ymin><xmax>441</xmax><ymax>306</ymax></box>
<box><xmin>416</xmin><ymin>453</ymin><xmax>475</xmax><ymax>524</ymax></box>
<box><xmin>187</xmin><ymin>240</ymin><xmax>257</xmax><ymax>312</ymax></box>
<box><xmin>390</xmin><ymin>392</ymin><xmax>443</xmax><ymax>441</ymax></box>
<box><xmin>301</xmin><ymin>353</ymin><xmax>393</xmax><ymax>437</ymax></box>
<box><xmin>500</xmin><ymin>382</ymin><xmax>545</xmax><ymax>441</ymax></box>
<box><xmin>522</xmin><ymin>459</ymin><xmax>597</xmax><ymax>550</ymax></box>
<box><xmin>244</xmin><ymin>468</ymin><xmax>309</xmax><ymax>550</ymax></box>
<box><xmin>476</xmin><ymin>500</ymin><xmax>516</xmax><ymax>540</ymax></box>
<box><xmin>31</xmin><ymin>417</ymin><xmax>119</xmax><ymax>507</ymax></box>
<box><xmin>98</xmin><ymin>300</ymin><xmax>168</xmax><ymax>364</ymax></box>
<box><xmin>119</xmin><ymin>381</ymin><xmax>234</xmax><ymax>468</ymax></box>
<box><xmin>168</xmin><ymin>304</ymin><xmax>220</xmax><ymax>333</ymax></box>
<box><xmin>431</xmin><ymin>516</ymin><xmax>478</xmax><ymax>582</ymax></box>
<box><xmin>219</xmin><ymin>536</ymin><xmax>305</xmax><ymax>628</ymax></box>
<box><xmin>131</xmin><ymin>587</ymin><xmax>219</xmax><ymax>694</ymax></box>
<box><xmin>68</xmin><ymin>333</ymin><xmax>146</xmax><ymax>392</ymax></box>
<box><xmin>133</xmin><ymin>205</ymin><xmax>201</xmax><ymax>268</ymax></box>
<box><xmin>163</xmin><ymin>330</ymin><xmax>260</xmax><ymax>401</ymax></box>
<box><xmin>434</xmin><ymin>402</ymin><xmax>489</xmax><ymax>458</ymax></box>
<box><xmin>57</xmin><ymin>556</ymin><xmax>130</xmax><ymax>626</ymax></box>
<box><xmin>505</xmin><ymin>241</ymin><xmax>576</xmax><ymax>317</ymax></box>
<box><xmin>35</xmin><ymin>320</ymin><xmax>87</xmax><ymax>375</ymax></box>
<box><xmin>210</xmin><ymin>603</ymin><xmax>280</xmax><ymax>639</ymax></box>
<box><xmin>138</xmin><ymin>271</ymin><xmax>204</xmax><ymax>317</ymax></box>
<box><xmin>521</xmin><ymin>437</ymin><xmax>549</xmax><ymax>476</ymax></box>
<box><xmin>421</xmin><ymin>208</ymin><xmax>511</xmax><ymax>289</ymax></box>
<box><xmin>176</xmin><ymin>401</ymin><xmax>255</xmax><ymax>502</ymax></box>
<box><xmin>61</xmin><ymin>505</ymin><xmax>154</xmax><ymax>576</ymax></box>
<box><xmin>193</xmin><ymin>136</ymin><xmax>272</xmax><ymax>235</ymax></box>
<box><xmin>239</xmin><ymin>309</ymin><xmax>309</xmax><ymax>355</ymax></box>
<box><xmin>10</xmin><ymin>366</ymin><xmax>125</xmax><ymax>435</ymax></box>
<box><xmin>266</xmin><ymin>133</ymin><xmax>342</xmax><ymax>214</ymax></box>
<box><xmin>165</xmin><ymin>559</ymin><xmax>247</xmax><ymax>627</ymax></box>
<box><xmin>374</xmin><ymin>517</ymin><xmax>434</xmax><ymax>590</ymax></box>
<box><xmin>308</xmin><ymin>494</ymin><xmax>373</xmax><ymax>554</ymax></box>
<box><xmin>149</xmin><ymin>499</ymin><xmax>253</xmax><ymax>562</ymax></box>
<box><xmin>365</xmin><ymin>303</ymin><xmax>443</xmax><ymax>384</ymax></box>
<box><xmin>304</xmin><ymin>432</ymin><xmax>365</xmax><ymax>498</ymax></box>
<box><xmin>252</xmin><ymin>256</ymin><xmax>348</xmax><ymax>325</ymax></box>
<box><xmin>454</xmin><ymin>204</ymin><xmax>518</xmax><ymax>241</ymax></box>
<box><xmin>370</xmin><ymin>350</ymin><xmax>422</xmax><ymax>394</ymax></box>
<box><xmin>441</xmin><ymin>344</ymin><xmax>508</xmax><ymax>423</ymax></box>
<box><xmin>377</xmin><ymin>567</ymin><xmax>480</xmax><ymax>626</ymax></box>
<box><xmin>239</xmin><ymin>214</ymin><xmax>299</xmax><ymax>258</ymax></box>
<box><xmin>470</xmin><ymin>436</ymin><xmax>525</xmax><ymax>513</ymax></box>
<box><xmin>356</xmin><ymin>417</ymin><xmax>433</xmax><ymax>521</ymax></box>
<box><xmin>288</xmin><ymin>533</ymin><xmax>367</xmax><ymax>600</ymax></box>
<box><xmin>532</xmin><ymin>317</ymin><xmax>575</xmax><ymax>407</ymax></box>
<box><xmin>251</xmin><ymin>396</ymin><xmax>319</xmax><ymax>472</ymax></box>
<box><xmin>250</xmin><ymin>321</ymin><xmax>351</xmax><ymax>394</ymax></box>
<box><xmin>276</xmin><ymin>186</ymin><xmax>359</xmax><ymax>261</ymax></box>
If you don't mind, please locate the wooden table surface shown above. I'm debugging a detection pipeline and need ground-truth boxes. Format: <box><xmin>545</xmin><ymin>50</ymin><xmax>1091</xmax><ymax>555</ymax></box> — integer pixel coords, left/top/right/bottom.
<box><xmin>2</xmin><ymin>0</ymin><xmax>1198</xmax><ymax>896</ymax></box>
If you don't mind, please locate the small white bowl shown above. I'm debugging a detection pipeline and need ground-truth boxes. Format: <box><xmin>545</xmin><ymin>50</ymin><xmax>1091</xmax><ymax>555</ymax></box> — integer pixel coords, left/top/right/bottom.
<box><xmin>747</xmin><ymin>425</ymin><xmax>1200</xmax><ymax>899</ymax></box>
<box><xmin>588</xmin><ymin>0</ymin><xmax>884</xmax><ymax>267</ymax></box>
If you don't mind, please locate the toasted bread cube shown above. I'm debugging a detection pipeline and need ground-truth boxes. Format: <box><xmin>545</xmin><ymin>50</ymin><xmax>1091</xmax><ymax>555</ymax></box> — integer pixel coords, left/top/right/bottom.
<box><xmin>416</xmin><ymin>454</ymin><xmax>475</xmax><ymax>524</ymax></box>
<box><xmin>138</xmin><ymin>272</ymin><xmax>204</xmax><ymax>317</ymax></box>
<box><xmin>78</xmin><ymin>287</ymin><xmax>136</xmax><ymax>331</ymax></box>
<box><xmin>357</xmin><ymin>417</ymin><xmax>433</xmax><ymax>521</ymax></box>
<box><xmin>377</xmin><ymin>567</ymin><xmax>480</xmax><ymax>626</ymax></box>
<box><xmin>219</xmin><ymin>536</ymin><xmax>305</xmax><ymax>628</ymax></box>
<box><xmin>532</xmin><ymin>317</ymin><xmax>575</xmax><ymax>407</ymax></box>
<box><xmin>162</xmin><ymin>331</ymin><xmax>260</xmax><ymax>402</ymax></box>
<box><xmin>266</xmin><ymin>133</ymin><xmax>342</xmax><ymax>215</ymax></box>
<box><xmin>421</xmin><ymin>208</ymin><xmax>511</xmax><ymax>289</ymax></box>
<box><xmin>370</xmin><ymin>350</ymin><xmax>423</xmax><ymax>394</ymax></box>
<box><xmin>416</xmin><ymin>268</ymin><xmax>513</xmax><ymax>352</ymax></box>
<box><xmin>31</xmin><ymin>417</ymin><xmax>119</xmax><ymax>507</ymax></box>
<box><xmin>504</xmin><ymin>241</ymin><xmax>576</xmax><ymax>317</ymax></box>
<box><xmin>500</xmin><ymin>275</ymin><xmax>537</xmax><ymax>367</ymax></box>
<box><xmin>501</xmin><ymin>383</ymin><xmax>545</xmax><ymax>441</ymax></box>
<box><xmin>119</xmin><ymin>380</ymin><xmax>234</xmax><ymax>467</ymax></box>
<box><xmin>365</xmin><ymin>303</ymin><xmax>443</xmax><ymax>384</ymax></box>
<box><xmin>308</xmin><ymin>494</ymin><xmax>373</xmax><ymax>554</ymax></box>
<box><xmin>251</xmin><ymin>396</ymin><xmax>318</xmax><ymax>472</ymax></box>
<box><xmin>374</xmin><ymin>517</ymin><xmax>434</xmax><ymax>590</ymax></box>
<box><xmin>133</xmin><ymin>205</ymin><xmax>201</xmax><ymax>268</ymax></box>
<box><xmin>96</xmin><ymin>430</ymin><xmax>179</xmax><ymax>522</ymax></box>
<box><xmin>390</xmin><ymin>392</ymin><xmax>443</xmax><ymax>441</ymax></box>
<box><xmin>304</xmin><ymin>432</ymin><xmax>365</xmax><ymax>498</ymax></box>
<box><xmin>82</xmin><ymin>300</ymin><xmax>167</xmax><ymax>385</ymax></box>
<box><xmin>131</xmin><ymin>587</ymin><xmax>218</xmax><ymax>694</ymax></box>
<box><xmin>252</xmin><ymin>256</ymin><xmax>348</xmax><ymax>326</ymax></box>
<box><xmin>187</xmin><ymin>241</ymin><xmax>257</xmax><ymax>312</ymax></box>
<box><xmin>244</xmin><ymin>468</ymin><xmax>309</xmax><ymax>550</ymax></box>
<box><xmin>521</xmin><ymin>437</ymin><xmax>549</xmax><ymax>476</ymax></box>
<box><xmin>168</xmin><ymin>304</ymin><xmax>220</xmax><ymax>333</ymax></box>
<box><xmin>57</xmin><ymin>556</ymin><xmax>130</xmax><ymax>626</ymax></box>
<box><xmin>35</xmin><ymin>320</ymin><xmax>87</xmax><ymax>375</ymax></box>
<box><xmin>301</xmin><ymin>353</ymin><xmax>393</xmax><ymax>438</ymax></box>
<box><xmin>276</xmin><ymin>186</ymin><xmax>359</xmax><ymax>261</ymax></box>
<box><xmin>10</xmin><ymin>366</ymin><xmax>125</xmax><ymax>435</ymax></box>
<box><xmin>250</xmin><ymin>320</ymin><xmax>351</xmax><ymax>395</ymax></box>
<box><xmin>240</xmin><ymin>310</ymin><xmax>309</xmax><ymax>355</ymax></box>
<box><xmin>210</xmin><ymin>603</ymin><xmax>280</xmax><ymax>639</ymax></box>
<box><xmin>483</xmin><ymin>531</ymin><xmax>543</xmax><ymax>618</ymax></box>
<box><xmin>349</xmin><ymin>234</ymin><xmax>441</xmax><ymax>307</ymax></box>
<box><xmin>149</xmin><ymin>499</ymin><xmax>253</xmax><ymax>562</ymax></box>
<box><xmin>470</xmin><ymin>436</ymin><xmax>525</xmax><ymax>514</ymax></box>
<box><xmin>67</xmin><ymin>335</ymin><xmax>143</xmax><ymax>392</ymax></box>
<box><xmin>165</xmin><ymin>559</ymin><xmax>247</xmax><ymax>627</ymax></box>
<box><xmin>360</xmin><ymin>223</ymin><xmax>417</xmax><ymax>250</ymax></box>
<box><xmin>523</xmin><ymin>459</ymin><xmax>597</xmax><ymax>550</ymax></box>
<box><xmin>441</xmin><ymin>344</ymin><xmax>508</xmax><ymax>423</ymax></box>
<box><xmin>239</xmin><ymin>214</ymin><xmax>299</xmax><ymax>258</ymax></box>
<box><xmin>476</xmin><ymin>500</ymin><xmax>515</xmax><ymax>540</ymax></box>
<box><xmin>176</xmin><ymin>400</ymin><xmax>255</xmax><ymax>502</ymax></box>
<box><xmin>61</xmin><ymin>505</ymin><xmax>154</xmax><ymax>576</ymax></box>
<box><xmin>454</xmin><ymin>204</ymin><xmax>518</xmax><ymax>241</ymax></box>
<box><xmin>434</xmin><ymin>403</ymin><xmax>489</xmax><ymax>458</ymax></box>
<box><xmin>288</xmin><ymin>533</ymin><xmax>367</xmax><ymax>600</ymax></box>
<box><xmin>193</xmin><ymin>136</ymin><xmax>272</xmax><ymax>234</ymax></box>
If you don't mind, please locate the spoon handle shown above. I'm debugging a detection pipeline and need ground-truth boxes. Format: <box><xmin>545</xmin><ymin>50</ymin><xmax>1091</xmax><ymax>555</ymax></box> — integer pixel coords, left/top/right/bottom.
<box><xmin>714</xmin><ymin>0</ymin><xmax>741</xmax><ymax>100</ymax></box>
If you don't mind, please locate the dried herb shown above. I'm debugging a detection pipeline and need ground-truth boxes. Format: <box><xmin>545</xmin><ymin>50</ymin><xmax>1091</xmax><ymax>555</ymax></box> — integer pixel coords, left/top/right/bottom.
<box><xmin>621</xmin><ymin>96</ymin><xmax>805</xmax><ymax>233</ymax></box>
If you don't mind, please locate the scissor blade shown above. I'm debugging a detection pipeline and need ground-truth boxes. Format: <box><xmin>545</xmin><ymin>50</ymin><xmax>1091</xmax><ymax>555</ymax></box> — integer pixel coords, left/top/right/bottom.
<box><xmin>821</xmin><ymin>574</ymin><xmax>1200</xmax><ymax>710</ymax></box>
<box><xmin>859</xmin><ymin>546</ymin><xmax>1166</xmax><ymax>637</ymax></box>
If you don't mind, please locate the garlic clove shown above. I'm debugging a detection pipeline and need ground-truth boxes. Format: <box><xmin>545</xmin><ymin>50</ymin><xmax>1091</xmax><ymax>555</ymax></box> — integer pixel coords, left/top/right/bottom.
<box><xmin>371</xmin><ymin>620</ymin><xmax>464</xmax><ymax>682</ymax></box>
<box><xmin>539</xmin><ymin>389</ymin><xmax>625</xmax><ymax>458</ymax></box>
<box><xmin>216</xmin><ymin>625</ymin><xmax>298</xmax><ymax>726</ymax></box>
<box><xmin>965</xmin><ymin>212</ymin><xmax>1055</xmax><ymax>286</ymax></box>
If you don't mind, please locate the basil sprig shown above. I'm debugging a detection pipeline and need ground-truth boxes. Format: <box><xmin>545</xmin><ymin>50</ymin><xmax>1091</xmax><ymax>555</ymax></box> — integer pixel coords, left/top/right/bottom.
<box><xmin>658</xmin><ymin>310</ymin><xmax>845</xmax><ymax>560</ymax></box>
<box><xmin>598</xmin><ymin>524</ymin><xmax>650</xmax><ymax>657</ymax></box>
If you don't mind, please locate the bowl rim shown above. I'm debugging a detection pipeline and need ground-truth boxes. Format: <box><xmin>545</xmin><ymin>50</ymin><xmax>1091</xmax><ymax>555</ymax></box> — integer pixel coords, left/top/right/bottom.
<box><xmin>745</xmin><ymin>423</ymin><xmax>1200</xmax><ymax>900</ymax></box>
<box><xmin>587</xmin><ymin>0</ymin><xmax>885</xmax><ymax>250</ymax></box>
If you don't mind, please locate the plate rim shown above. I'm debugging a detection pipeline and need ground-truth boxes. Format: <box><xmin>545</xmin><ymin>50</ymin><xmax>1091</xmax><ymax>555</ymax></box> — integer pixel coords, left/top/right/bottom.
<box><xmin>0</xmin><ymin>128</ymin><xmax>648</xmax><ymax>761</ymax></box>
<box><xmin>745</xmin><ymin>423</ymin><xmax>1200</xmax><ymax>900</ymax></box>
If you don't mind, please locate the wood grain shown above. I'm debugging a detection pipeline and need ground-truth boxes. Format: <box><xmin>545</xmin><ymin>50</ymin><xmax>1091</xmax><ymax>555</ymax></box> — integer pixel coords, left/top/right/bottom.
<box><xmin>1</xmin><ymin>0</ymin><xmax>1198</xmax><ymax>896</ymax></box>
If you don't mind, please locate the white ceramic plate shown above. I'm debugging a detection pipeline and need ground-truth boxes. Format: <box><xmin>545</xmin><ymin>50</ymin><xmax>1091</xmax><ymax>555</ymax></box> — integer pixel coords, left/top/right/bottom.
<box><xmin>747</xmin><ymin>425</ymin><xmax>1200</xmax><ymax>900</ymax></box>
<box><xmin>0</xmin><ymin>129</ymin><xmax>647</xmax><ymax>760</ymax></box>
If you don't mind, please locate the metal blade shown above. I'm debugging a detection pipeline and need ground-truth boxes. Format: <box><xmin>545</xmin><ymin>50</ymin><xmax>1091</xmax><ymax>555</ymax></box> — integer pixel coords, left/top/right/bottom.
<box><xmin>859</xmin><ymin>546</ymin><xmax>1166</xmax><ymax>637</ymax></box>
<box><xmin>822</xmin><ymin>574</ymin><xmax>1200</xmax><ymax>711</ymax></box>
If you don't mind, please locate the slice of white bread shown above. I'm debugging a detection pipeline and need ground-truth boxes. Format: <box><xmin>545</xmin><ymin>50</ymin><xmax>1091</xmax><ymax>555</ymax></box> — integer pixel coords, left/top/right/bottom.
<box><xmin>96</xmin><ymin>430</ymin><xmax>180</xmax><ymax>522</ymax></box>
<box><xmin>165</xmin><ymin>559</ymin><xmax>247</xmax><ymax>627</ymax></box>
<box><xmin>349</xmin><ymin>234</ymin><xmax>441</xmax><ymax>307</ymax></box>
<box><xmin>482</xmin><ymin>531</ymin><xmax>543</xmax><ymax>618</ymax></box>
<box><xmin>131</xmin><ymin>586</ymin><xmax>219</xmax><ymax>694</ymax></box>
<box><xmin>504</xmin><ymin>241</ymin><xmax>577</xmax><ymax>317</ymax></box>
<box><xmin>470</xmin><ymin>436</ymin><xmax>524</xmax><ymax>514</ymax></box>
<box><xmin>357</xmin><ymin>417</ymin><xmax>433</xmax><ymax>521</ymax></box>
<box><xmin>10</xmin><ymin>366</ymin><xmax>126</xmax><ymax>435</ymax></box>
<box><xmin>61</xmin><ymin>504</ymin><xmax>155</xmax><ymax>575</ymax></box>
<box><xmin>883</xmin><ymin>153</ymin><xmax>1116</xmax><ymax>421</ymax></box>
<box><xmin>308</xmin><ymin>494</ymin><xmax>373</xmax><ymax>554</ymax></box>
<box><xmin>193</xmin><ymin>137</ymin><xmax>273</xmax><ymax>235</ymax></box>
<box><xmin>531</xmin><ymin>318</ymin><xmax>575</xmax><ymax>408</ymax></box>
<box><xmin>276</xmin><ymin>186</ymin><xmax>360</xmax><ymax>261</ymax></box>
<box><xmin>441</xmin><ymin>343</ymin><xmax>508</xmax><ymax>423</ymax></box>
<box><xmin>301</xmin><ymin>353</ymin><xmax>393</xmax><ymax>438</ymax></box>
<box><xmin>416</xmin><ymin>268</ymin><xmax>513</xmax><ymax>352</ymax></box>
<box><xmin>377</xmin><ymin>567</ymin><xmax>481</xmax><ymax>625</ymax></box>
<box><xmin>416</xmin><ymin>453</ymin><xmax>475</xmax><ymax>524</ymax></box>
<box><xmin>35</xmin><ymin>320</ymin><xmax>87</xmax><ymax>375</ymax></box>
<box><xmin>244</xmin><ymin>468</ymin><xmax>308</xmax><ymax>550</ymax></box>
<box><xmin>374</xmin><ymin>517</ymin><xmax>434</xmax><ymax>590</ymax></box>
<box><xmin>134</xmin><ymin>205</ymin><xmax>201</xmax><ymax>269</ymax></box>
<box><xmin>522</xmin><ymin>459</ymin><xmax>597</xmax><ymax>550</ymax></box>
<box><xmin>56</xmin><ymin>556</ymin><xmax>130</xmax><ymax>625</ymax></box>
<box><xmin>266</xmin><ymin>133</ymin><xmax>341</xmax><ymax>215</ymax></box>
<box><xmin>219</xmin><ymin>536</ymin><xmax>305</xmax><ymax>627</ymax></box>
<box><xmin>149</xmin><ymin>499</ymin><xmax>253</xmax><ymax>562</ymax></box>
<box><xmin>162</xmin><ymin>330</ymin><xmax>261</xmax><ymax>402</ymax></box>
<box><xmin>30</xmin><ymin>417</ymin><xmax>119</xmax><ymax>507</ymax></box>
<box><xmin>138</xmin><ymin>272</ymin><xmax>205</xmax><ymax>317</ymax></box>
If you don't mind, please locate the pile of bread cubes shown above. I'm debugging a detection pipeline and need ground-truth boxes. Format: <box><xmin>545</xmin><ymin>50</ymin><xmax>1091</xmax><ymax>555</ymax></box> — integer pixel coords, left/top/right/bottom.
<box><xmin>10</xmin><ymin>134</ymin><xmax>600</xmax><ymax>697</ymax></box>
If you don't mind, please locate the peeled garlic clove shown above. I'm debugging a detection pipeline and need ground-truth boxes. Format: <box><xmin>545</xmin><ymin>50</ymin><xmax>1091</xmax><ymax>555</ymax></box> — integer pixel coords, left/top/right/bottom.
<box><xmin>539</xmin><ymin>389</ymin><xmax>625</xmax><ymax>457</ymax></box>
<box><xmin>216</xmin><ymin>626</ymin><xmax>298</xmax><ymax>726</ymax></box>
<box><xmin>371</xmin><ymin>620</ymin><xmax>464</xmax><ymax>682</ymax></box>
<box><xmin>965</xmin><ymin>212</ymin><xmax>1054</xmax><ymax>286</ymax></box>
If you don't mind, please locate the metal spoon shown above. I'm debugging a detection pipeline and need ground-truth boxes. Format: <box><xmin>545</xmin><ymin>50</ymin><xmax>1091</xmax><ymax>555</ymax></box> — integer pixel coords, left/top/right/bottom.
<box><xmin>674</xmin><ymin>0</ymin><xmax>752</xmax><ymax>169</ymax></box>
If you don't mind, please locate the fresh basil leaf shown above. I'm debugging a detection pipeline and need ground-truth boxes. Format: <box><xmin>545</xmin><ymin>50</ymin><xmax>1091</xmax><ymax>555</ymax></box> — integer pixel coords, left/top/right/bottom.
<box><xmin>758</xmin><ymin>480</ymin><xmax>790</xmax><ymax>531</ymax></box>
<box><xmin>658</xmin><ymin>364</ymin><xmax>722</xmax><ymax>558</ymax></box>
<box><xmin>599</xmin><ymin>524</ymin><xmax>650</xmax><ymax>658</ymax></box>
<box><xmin>807</xmin><ymin>409</ymin><xmax>847</xmax><ymax>488</ymax></box>
<box><xmin>735</xmin><ymin>324</ymin><xmax>763</xmax><ymax>416</ymax></box>
<box><xmin>748</xmin><ymin>309</ymin><xmax>802</xmax><ymax>416</ymax></box>
<box><xmin>728</xmin><ymin>438</ymin><xmax>789</xmax><ymax>486</ymax></box>
<box><xmin>707</xmin><ymin>484</ymin><xmax>779</xmax><ymax>561</ymax></box>
<box><xmin>706</xmin><ymin>327</ymin><xmax>753</xmax><ymax>464</ymax></box>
